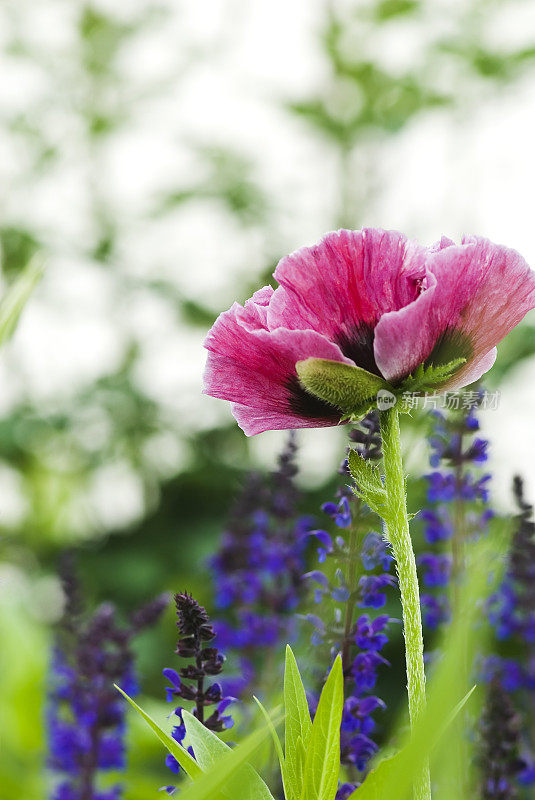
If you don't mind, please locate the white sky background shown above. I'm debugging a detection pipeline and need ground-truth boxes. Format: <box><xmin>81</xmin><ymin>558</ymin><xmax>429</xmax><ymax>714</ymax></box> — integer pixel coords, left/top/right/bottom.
<box><xmin>0</xmin><ymin>0</ymin><xmax>533</xmax><ymax>529</ymax></box>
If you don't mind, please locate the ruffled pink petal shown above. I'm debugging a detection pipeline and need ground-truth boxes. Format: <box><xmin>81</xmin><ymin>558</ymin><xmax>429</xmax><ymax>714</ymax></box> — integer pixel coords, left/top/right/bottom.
<box><xmin>234</xmin><ymin>286</ymin><xmax>274</xmax><ymax>331</ymax></box>
<box><xmin>267</xmin><ymin>228</ymin><xmax>429</xmax><ymax>375</ymax></box>
<box><xmin>374</xmin><ymin>236</ymin><xmax>535</xmax><ymax>387</ymax></box>
<box><xmin>230</xmin><ymin>403</ymin><xmax>346</xmax><ymax>436</ymax></box>
<box><xmin>430</xmin><ymin>235</ymin><xmax>456</xmax><ymax>252</ymax></box>
<box><xmin>204</xmin><ymin>304</ymin><xmax>355</xmax><ymax>435</ymax></box>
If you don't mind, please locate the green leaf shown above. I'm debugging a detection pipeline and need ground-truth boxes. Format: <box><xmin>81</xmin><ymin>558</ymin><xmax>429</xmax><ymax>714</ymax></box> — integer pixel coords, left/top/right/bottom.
<box><xmin>114</xmin><ymin>684</ymin><xmax>201</xmax><ymax>778</ymax></box>
<box><xmin>347</xmin><ymin>753</ymin><xmax>399</xmax><ymax>800</ymax></box>
<box><xmin>348</xmin><ymin>685</ymin><xmax>477</xmax><ymax>800</ymax></box>
<box><xmin>117</xmin><ymin>684</ymin><xmax>279</xmax><ymax>800</ymax></box>
<box><xmin>347</xmin><ymin>449</ymin><xmax>388</xmax><ymax>518</ymax></box>
<box><xmin>253</xmin><ymin>697</ymin><xmax>287</xmax><ymax>796</ymax></box>
<box><xmin>182</xmin><ymin>709</ymin><xmax>275</xmax><ymax>800</ymax></box>
<box><xmin>295</xmin><ymin>735</ymin><xmax>307</xmax><ymax>789</ymax></box>
<box><xmin>296</xmin><ymin>358</ymin><xmax>388</xmax><ymax>414</ymax></box>
<box><xmin>0</xmin><ymin>257</ymin><xmax>43</xmax><ymax>347</ymax></box>
<box><xmin>174</xmin><ymin>723</ymin><xmax>276</xmax><ymax>800</ymax></box>
<box><xmin>284</xmin><ymin>645</ymin><xmax>313</xmax><ymax>800</ymax></box>
<box><xmin>301</xmin><ymin>655</ymin><xmax>344</xmax><ymax>800</ymax></box>
<box><xmin>181</xmin><ymin>708</ymin><xmax>232</xmax><ymax>768</ymax></box>
<box><xmin>347</xmin><ymin>449</ymin><xmax>384</xmax><ymax>496</ymax></box>
<box><xmin>441</xmin><ymin>684</ymin><xmax>477</xmax><ymax>732</ymax></box>
<box><xmin>398</xmin><ymin>357</ymin><xmax>466</xmax><ymax>396</ymax></box>
<box><xmin>253</xmin><ymin>697</ymin><xmax>285</xmax><ymax>766</ymax></box>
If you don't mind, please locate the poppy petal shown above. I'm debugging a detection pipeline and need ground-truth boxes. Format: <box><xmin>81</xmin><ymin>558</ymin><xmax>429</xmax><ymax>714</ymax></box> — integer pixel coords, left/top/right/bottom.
<box><xmin>204</xmin><ymin>305</ymin><xmax>355</xmax><ymax>435</ymax></box>
<box><xmin>374</xmin><ymin>237</ymin><xmax>535</xmax><ymax>387</ymax></box>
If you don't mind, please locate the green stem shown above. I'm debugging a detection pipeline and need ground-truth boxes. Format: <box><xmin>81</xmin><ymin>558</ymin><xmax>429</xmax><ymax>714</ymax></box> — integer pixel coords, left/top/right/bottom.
<box><xmin>379</xmin><ymin>407</ymin><xmax>432</xmax><ymax>800</ymax></box>
<box><xmin>341</xmin><ymin>525</ymin><xmax>359</xmax><ymax>673</ymax></box>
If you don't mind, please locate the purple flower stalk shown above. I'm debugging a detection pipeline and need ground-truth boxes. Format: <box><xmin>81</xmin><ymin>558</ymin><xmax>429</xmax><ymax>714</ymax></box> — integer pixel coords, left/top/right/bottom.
<box><xmin>162</xmin><ymin>593</ymin><xmax>235</xmax><ymax>794</ymax></box>
<box><xmin>488</xmin><ymin>478</ymin><xmax>535</xmax><ymax>651</ymax></box>
<box><xmin>478</xmin><ymin>679</ymin><xmax>525</xmax><ymax>800</ymax></box>
<box><xmin>47</xmin><ymin>555</ymin><xmax>167</xmax><ymax>800</ymax></box>
<box><xmin>419</xmin><ymin>400</ymin><xmax>492</xmax><ymax>633</ymax></box>
<box><xmin>302</xmin><ymin>415</ymin><xmax>395</xmax><ymax>796</ymax></box>
<box><xmin>484</xmin><ymin>478</ymin><xmax>535</xmax><ymax>787</ymax></box>
<box><xmin>209</xmin><ymin>434</ymin><xmax>312</xmax><ymax>695</ymax></box>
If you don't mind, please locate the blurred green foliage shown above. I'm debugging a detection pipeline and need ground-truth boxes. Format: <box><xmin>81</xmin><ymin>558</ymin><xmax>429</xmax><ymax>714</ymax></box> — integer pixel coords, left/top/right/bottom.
<box><xmin>154</xmin><ymin>146</ymin><xmax>270</xmax><ymax>225</ymax></box>
<box><xmin>0</xmin><ymin>1</ymin><xmax>534</xmax><ymax>798</ymax></box>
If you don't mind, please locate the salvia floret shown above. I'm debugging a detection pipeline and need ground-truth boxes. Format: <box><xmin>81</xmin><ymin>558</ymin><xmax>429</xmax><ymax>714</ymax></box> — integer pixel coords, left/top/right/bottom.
<box><xmin>418</xmin><ymin>401</ymin><xmax>492</xmax><ymax>632</ymax></box>
<box><xmin>484</xmin><ymin>478</ymin><xmax>535</xmax><ymax>787</ymax></box>
<box><xmin>209</xmin><ymin>433</ymin><xmax>312</xmax><ymax>696</ymax></box>
<box><xmin>47</xmin><ymin>555</ymin><xmax>168</xmax><ymax>800</ymax></box>
<box><xmin>162</xmin><ymin>592</ymin><xmax>235</xmax><ymax>793</ymax></box>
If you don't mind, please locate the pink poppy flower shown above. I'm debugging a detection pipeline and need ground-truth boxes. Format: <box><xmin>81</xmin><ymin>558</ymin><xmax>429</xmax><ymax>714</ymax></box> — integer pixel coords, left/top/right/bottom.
<box><xmin>203</xmin><ymin>228</ymin><xmax>535</xmax><ymax>435</ymax></box>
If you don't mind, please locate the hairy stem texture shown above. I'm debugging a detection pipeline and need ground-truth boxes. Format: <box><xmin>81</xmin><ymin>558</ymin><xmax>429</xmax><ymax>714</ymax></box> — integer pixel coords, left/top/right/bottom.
<box><xmin>380</xmin><ymin>407</ymin><xmax>432</xmax><ymax>800</ymax></box>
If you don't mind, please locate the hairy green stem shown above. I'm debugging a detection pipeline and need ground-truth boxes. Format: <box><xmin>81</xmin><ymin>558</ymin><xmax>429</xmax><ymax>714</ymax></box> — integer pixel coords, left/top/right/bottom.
<box><xmin>380</xmin><ymin>407</ymin><xmax>432</xmax><ymax>800</ymax></box>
